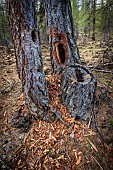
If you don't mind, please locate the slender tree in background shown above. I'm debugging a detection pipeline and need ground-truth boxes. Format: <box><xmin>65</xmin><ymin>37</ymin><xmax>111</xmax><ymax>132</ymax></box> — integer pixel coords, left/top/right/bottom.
<box><xmin>45</xmin><ymin>0</ymin><xmax>80</xmax><ymax>74</ymax></box>
<box><xmin>92</xmin><ymin>0</ymin><xmax>96</xmax><ymax>41</ymax></box>
<box><xmin>78</xmin><ymin>0</ymin><xmax>91</xmax><ymax>42</ymax></box>
<box><xmin>96</xmin><ymin>0</ymin><xmax>113</xmax><ymax>41</ymax></box>
<box><xmin>102</xmin><ymin>0</ymin><xmax>113</xmax><ymax>42</ymax></box>
<box><xmin>6</xmin><ymin>0</ymin><xmax>49</xmax><ymax>118</ymax></box>
<box><xmin>0</xmin><ymin>0</ymin><xmax>11</xmax><ymax>49</ymax></box>
<box><xmin>36</xmin><ymin>0</ymin><xmax>47</xmax><ymax>42</ymax></box>
<box><xmin>71</xmin><ymin>0</ymin><xmax>79</xmax><ymax>39</ymax></box>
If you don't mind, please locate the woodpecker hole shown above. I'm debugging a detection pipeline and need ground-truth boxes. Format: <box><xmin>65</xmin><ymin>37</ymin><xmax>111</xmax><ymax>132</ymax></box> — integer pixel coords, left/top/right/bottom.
<box><xmin>56</xmin><ymin>43</ymin><xmax>66</xmax><ymax>64</ymax></box>
<box><xmin>76</xmin><ymin>69</ymin><xmax>84</xmax><ymax>82</ymax></box>
<box><xmin>31</xmin><ymin>30</ymin><xmax>37</xmax><ymax>42</ymax></box>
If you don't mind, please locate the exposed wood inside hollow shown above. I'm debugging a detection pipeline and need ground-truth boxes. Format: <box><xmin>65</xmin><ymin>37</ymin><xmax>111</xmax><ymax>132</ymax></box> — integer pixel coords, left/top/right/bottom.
<box><xmin>55</xmin><ymin>42</ymin><xmax>66</xmax><ymax>64</ymax></box>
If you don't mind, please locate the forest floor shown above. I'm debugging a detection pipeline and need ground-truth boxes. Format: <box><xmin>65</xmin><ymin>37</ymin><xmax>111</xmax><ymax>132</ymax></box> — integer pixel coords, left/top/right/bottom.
<box><xmin>0</xmin><ymin>40</ymin><xmax>113</xmax><ymax>170</ymax></box>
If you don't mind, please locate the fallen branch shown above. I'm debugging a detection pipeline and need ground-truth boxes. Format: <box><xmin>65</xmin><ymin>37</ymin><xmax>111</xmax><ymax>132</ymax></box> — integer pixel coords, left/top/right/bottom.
<box><xmin>88</xmin><ymin>68</ymin><xmax>113</xmax><ymax>73</ymax></box>
<box><xmin>87</xmin><ymin>138</ymin><xmax>98</xmax><ymax>152</ymax></box>
<box><xmin>87</xmin><ymin>62</ymin><xmax>113</xmax><ymax>69</ymax></box>
<box><xmin>0</xmin><ymin>82</ymin><xmax>19</xmax><ymax>96</ymax></box>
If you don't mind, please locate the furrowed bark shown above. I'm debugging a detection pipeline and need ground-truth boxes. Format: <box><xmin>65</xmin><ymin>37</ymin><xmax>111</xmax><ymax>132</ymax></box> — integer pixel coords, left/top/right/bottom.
<box><xmin>45</xmin><ymin>0</ymin><xmax>80</xmax><ymax>73</ymax></box>
<box><xmin>45</xmin><ymin>0</ymin><xmax>96</xmax><ymax>120</ymax></box>
<box><xmin>61</xmin><ymin>65</ymin><xmax>96</xmax><ymax>120</ymax></box>
<box><xmin>7</xmin><ymin>0</ymin><xmax>49</xmax><ymax>118</ymax></box>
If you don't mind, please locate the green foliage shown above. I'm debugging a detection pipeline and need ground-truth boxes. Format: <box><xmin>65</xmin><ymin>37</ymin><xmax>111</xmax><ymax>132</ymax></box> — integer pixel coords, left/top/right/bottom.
<box><xmin>0</xmin><ymin>0</ymin><xmax>11</xmax><ymax>41</ymax></box>
<box><xmin>78</xmin><ymin>0</ymin><xmax>91</xmax><ymax>33</ymax></box>
<box><xmin>96</xmin><ymin>0</ymin><xmax>113</xmax><ymax>36</ymax></box>
<box><xmin>71</xmin><ymin>0</ymin><xmax>113</xmax><ymax>39</ymax></box>
<box><xmin>71</xmin><ymin>0</ymin><xmax>79</xmax><ymax>30</ymax></box>
<box><xmin>109</xmin><ymin>120</ymin><xmax>113</xmax><ymax>126</ymax></box>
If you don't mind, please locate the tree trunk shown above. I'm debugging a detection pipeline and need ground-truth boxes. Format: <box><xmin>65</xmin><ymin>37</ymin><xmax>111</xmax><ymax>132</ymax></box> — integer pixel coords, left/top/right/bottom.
<box><xmin>103</xmin><ymin>0</ymin><xmax>111</xmax><ymax>42</ymax></box>
<box><xmin>45</xmin><ymin>0</ymin><xmax>96</xmax><ymax>120</ymax></box>
<box><xmin>6</xmin><ymin>0</ymin><xmax>49</xmax><ymax>118</ymax></box>
<box><xmin>61</xmin><ymin>65</ymin><xmax>96</xmax><ymax>120</ymax></box>
<box><xmin>92</xmin><ymin>0</ymin><xmax>96</xmax><ymax>41</ymax></box>
<box><xmin>45</xmin><ymin>0</ymin><xmax>80</xmax><ymax>74</ymax></box>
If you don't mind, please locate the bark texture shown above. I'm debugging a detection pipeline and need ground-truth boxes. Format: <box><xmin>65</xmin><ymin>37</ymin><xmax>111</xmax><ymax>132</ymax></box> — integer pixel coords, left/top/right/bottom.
<box><xmin>45</xmin><ymin>0</ymin><xmax>80</xmax><ymax>73</ymax></box>
<box><xmin>7</xmin><ymin>0</ymin><xmax>49</xmax><ymax>117</ymax></box>
<box><xmin>61</xmin><ymin>65</ymin><xmax>96</xmax><ymax>120</ymax></box>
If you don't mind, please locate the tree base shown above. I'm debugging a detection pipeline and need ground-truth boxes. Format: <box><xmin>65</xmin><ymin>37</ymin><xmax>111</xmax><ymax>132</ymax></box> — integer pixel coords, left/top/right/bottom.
<box><xmin>61</xmin><ymin>64</ymin><xmax>96</xmax><ymax>120</ymax></box>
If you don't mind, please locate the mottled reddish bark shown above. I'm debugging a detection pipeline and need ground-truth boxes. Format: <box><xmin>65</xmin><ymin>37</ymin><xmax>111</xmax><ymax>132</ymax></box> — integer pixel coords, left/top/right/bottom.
<box><xmin>7</xmin><ymin>0</ymin><xmax>49</xmax><ymax>118</ymax></box>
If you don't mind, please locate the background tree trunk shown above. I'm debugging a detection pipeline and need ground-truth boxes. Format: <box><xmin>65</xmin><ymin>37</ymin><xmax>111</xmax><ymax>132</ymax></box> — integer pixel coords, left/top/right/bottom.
<box><xmin>7</xmin><ymin>0</ymin><xmax>49</xmax><ymax>118</ymax></box>
<box><xmin>92</xmin><ymin>0</ymin><xmax>96</xmax><ymax>41</ymax></box>
<box><xmin>45</xmin><ymin>0</ymin><xmax>80</xmax><ymax>74</ymax></box>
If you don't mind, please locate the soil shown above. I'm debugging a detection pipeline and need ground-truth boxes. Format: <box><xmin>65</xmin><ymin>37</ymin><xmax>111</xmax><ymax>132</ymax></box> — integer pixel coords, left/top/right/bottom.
<box><xmin>0</xmin><ymin>41</ymin><xmax>113</xmax><ymax>170</ymax></box>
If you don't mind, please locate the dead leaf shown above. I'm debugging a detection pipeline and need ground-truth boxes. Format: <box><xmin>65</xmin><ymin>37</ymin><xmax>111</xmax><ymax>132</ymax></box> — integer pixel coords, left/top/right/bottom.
<box><xmin>74</xmin><ymin>124</ymin><xmax>79</xmax><ymax>131</ymax></box>
<box><xmin>76</xmin><ymin>155</ymin><xmax>82</xmax><ymax>165</ymax></box>
<box><xmin>66</xmin><ymin>117</ymin><xmax>75</xmax><ymax>123</ymax></box>
<box><xmin>85</xmin><ymin>74</ymin><xmax>91</xmax><ymax>79</ymax></box>
<box><xmin>19</xmin><ymin>93</ymin><xmax>24</xmax><ymax>100</ymax></box>
<box><xmin>57</xmin><ymin>155</ymin><xmax>64</xmax><ymax>160</ymax></box>
<box><xmin>71</xmin><ymin>78</ymin><xmax>77</xmax><ymax>84</ymax></box>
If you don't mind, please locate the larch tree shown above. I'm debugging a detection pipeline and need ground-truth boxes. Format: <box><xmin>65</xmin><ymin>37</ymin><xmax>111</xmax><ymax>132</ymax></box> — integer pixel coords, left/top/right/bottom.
<box><xmin>6</xmin><ymin>0</ymin><xmax>49</xmax><ymax>119</ymax></box>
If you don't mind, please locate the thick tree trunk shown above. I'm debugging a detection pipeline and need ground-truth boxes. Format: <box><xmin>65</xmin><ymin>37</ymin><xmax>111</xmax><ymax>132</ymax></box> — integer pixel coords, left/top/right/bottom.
<box><xmin>45</xmin><ymin>0</ymin><xmax>80</xmax><ymax>74</ymax></box>
<box><xmin>61</xmin><ymin>65</ymin><xmax>96</xmax><ymax>120</ymax></box>
<box><xmin>45</xmin><ymin>0</ymin><xmax>96</xmax><ymax>120</ymax></box>
<box><xmin>7</xmin><ymin>0</ymin><xmax>49</xmax><ymax>118</ymax></box>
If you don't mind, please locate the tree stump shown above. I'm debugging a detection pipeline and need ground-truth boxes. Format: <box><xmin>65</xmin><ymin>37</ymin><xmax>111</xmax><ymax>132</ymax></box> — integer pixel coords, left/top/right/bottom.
<box><xmin>61</xmin><ymin>64</ymin><xmax>96</xmax><ymax>120</ymax></box>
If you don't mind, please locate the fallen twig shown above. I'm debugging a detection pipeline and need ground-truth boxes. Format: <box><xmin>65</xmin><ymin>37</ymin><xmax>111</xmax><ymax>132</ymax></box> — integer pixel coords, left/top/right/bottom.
<box><xmin>88</xmin><ymin>68</ymin><xmax>113</xmax><ymax>73</ymax></box>
<box><xmin>87</xmin><ymin>62</ymin><xmax>113</xmax><ymax>69</ymax></box>
<box><xmin>0</xmin><ymin>82</ymin><xmax>19</xmax><ymax>96</ymax></box>
<box><xmin>87</xmin><ymin>138</ymin><xmax>98</xmax><ymax>152</ymax></box>
<box><xmin>2</xmin><ymin>76</ymin><xmax>12</xmax><ymax>84</ymax></box>
<box><xmin>88</xmin><ymin>115</ymin><xmax>93</xmax><ymax>128</ymax></box>
<box><xmin>92</xmin><ymin>101</ymin><xmax>109</xmax><ymax>149</ymax></box>
<box><xmin>92</xmin><ymin>155</ymin><xmax>104</xmax><ymax>170</ymax></box>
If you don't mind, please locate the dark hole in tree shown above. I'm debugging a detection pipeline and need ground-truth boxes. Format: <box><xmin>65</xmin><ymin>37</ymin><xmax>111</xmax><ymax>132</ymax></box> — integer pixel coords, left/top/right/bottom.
<box><xmin>59</xmin><ymin>35</ymin><xmax>61</xmax><ymax>41</ymax></box>
<box><xmin>31</xmin><ymin>30</ymin><xmax>37</xmax><ymax>42</ymax></box>
<box><xmin>75</xmin><ymin>69</ymin><xmax>84</xmax><ymax>82</ymax></box>
<box><xmin>57</xmin><ymin>43</ymin><xmax>66</xmax><ymax>64</ymax></box>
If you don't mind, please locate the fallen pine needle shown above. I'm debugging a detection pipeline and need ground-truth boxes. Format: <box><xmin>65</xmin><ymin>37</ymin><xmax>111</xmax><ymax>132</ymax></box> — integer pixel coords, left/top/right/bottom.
<box><xmin>87</xmin><ymin>138</ymin><xmax>98</xmax><ymax>152</ymax></box>
<box><xmin>92</xmin><ymin>155</ymin><xmax>104</xmax><ymax>170</ymax></box>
